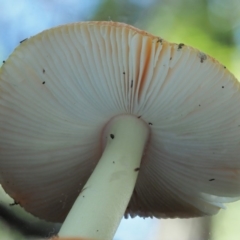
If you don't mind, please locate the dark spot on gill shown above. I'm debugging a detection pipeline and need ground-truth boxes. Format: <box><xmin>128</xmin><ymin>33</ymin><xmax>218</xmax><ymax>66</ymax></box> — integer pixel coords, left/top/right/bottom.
<box><xmin>222</xmin><ymin>86</ymin><xmax>224</xmax><ymax>89</ymax></box>
<box><xmin>209</xmin><ymin>178</ymin><xmax>215</xmax><ymax>181</ymax></box>
<box><xmin>134</xmin><ymin>167</ymin><xmax>140</xmax><ymax>172</ymax></box>
<box><xmin>178</xmin><ymin>43</ymin><xmax>184</xmax><ymax>49</ymax></box>
<box><xmin>43</xmin><ymin>69</ymin><xmax>45</xmax><ymax>73</ymax></box>
<box><xmin>20</xmin><ymin>38</ymin><xmax>28</xmax><ymax>43</ymax></box>
<box><xmin>149</xmin><ymin>122</ymin><xmax>153</xmax><ymax>125</ymax></box>
<box><xmin>131</xmin><ymin>80</ymin><xmax>133</xmax><ymax>88</ymax></box>
<box><xmin>200</xmin><ymin>55</ymin><xmax>207</xmax><ymax>63</ymax></box>
<box><xmin>2</xmin><ymin>60</ymin><xmax>5</xmax><ymax>64</ymax></box>
<box><xmin>9</xmin><ymin>201</ymin><xmax>19</xmax><ymax>206</ymax></box>
<box><xmin>42</xmin><ymin>81</ymin><xmax>45</xmax><ymax>84</ymax></box>
<box><xmin>110</xmin><ymin>134</ymin><xmax>114</xmax><ymax>139</ymax></box>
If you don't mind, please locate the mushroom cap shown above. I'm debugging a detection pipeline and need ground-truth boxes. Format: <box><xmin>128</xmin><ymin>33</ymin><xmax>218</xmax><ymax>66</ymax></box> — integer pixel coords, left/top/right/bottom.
<box><xmin>0</xmin><ymin>21</ymin><xmax>240</xmax><ymax>222</ymax></box>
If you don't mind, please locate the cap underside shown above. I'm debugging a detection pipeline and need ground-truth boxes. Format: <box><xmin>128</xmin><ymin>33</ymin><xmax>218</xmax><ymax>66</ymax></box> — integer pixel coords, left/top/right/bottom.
<box><xmin>0</xmin><ymin>22</ymin><xmax>240</xmax><ymax>222</ymax></box>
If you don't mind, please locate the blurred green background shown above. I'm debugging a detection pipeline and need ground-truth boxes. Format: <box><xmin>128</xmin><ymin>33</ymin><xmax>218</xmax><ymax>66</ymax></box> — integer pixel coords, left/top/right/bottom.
<box><xmin>0</xmin><ymin>0</ymin><xmax>240</xmax><ymax>239</ymax></box>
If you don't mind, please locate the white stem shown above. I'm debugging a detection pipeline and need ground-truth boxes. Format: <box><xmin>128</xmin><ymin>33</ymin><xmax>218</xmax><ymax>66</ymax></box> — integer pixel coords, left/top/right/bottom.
<box><xmin>59</xmin><ymin>115</ymin><xmax>150</xmax><ymax>239</ymax></box>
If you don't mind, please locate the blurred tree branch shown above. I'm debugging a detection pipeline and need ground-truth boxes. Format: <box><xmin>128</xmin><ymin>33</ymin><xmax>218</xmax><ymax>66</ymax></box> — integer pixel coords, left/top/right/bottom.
<box><xmin>0</xmin><ymin>201</ymin><xmax>60</xmax><ymax>238</ymax></box>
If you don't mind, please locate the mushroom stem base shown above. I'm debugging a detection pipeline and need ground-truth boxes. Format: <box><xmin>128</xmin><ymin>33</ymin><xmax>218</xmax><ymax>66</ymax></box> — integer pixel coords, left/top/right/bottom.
<box><xmin>59</xmin><ymin>115</ymin><xmax>150</xmax><ymax>239</ymax></box>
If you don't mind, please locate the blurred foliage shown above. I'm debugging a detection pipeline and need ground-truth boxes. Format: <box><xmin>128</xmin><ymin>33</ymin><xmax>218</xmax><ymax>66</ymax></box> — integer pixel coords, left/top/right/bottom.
<box><xmin>211</xmin><ymin>201</ymin><xmax>240</xmax><ymax>240</ymax></box>
<box><xmin>91</xmin><ymin>0</ymin><xmax>144</xmax><ymax>24</ymax></box>
<box><xmin>147</xmin><ymin>0</ymin><xmax>239</xmax><ymax>76</ymax></box>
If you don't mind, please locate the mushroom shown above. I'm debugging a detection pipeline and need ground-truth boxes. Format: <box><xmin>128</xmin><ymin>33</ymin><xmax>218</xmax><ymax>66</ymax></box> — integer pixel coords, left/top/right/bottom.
<box><xmin>0</xmin><ymin>21</ymin><xmax>240</xmax><ymax>240</ymax></box>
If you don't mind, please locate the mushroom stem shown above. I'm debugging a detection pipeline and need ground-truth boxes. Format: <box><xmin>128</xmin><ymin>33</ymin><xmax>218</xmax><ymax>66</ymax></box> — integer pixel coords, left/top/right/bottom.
<box><xmin>59</xmin><ymin>115</ymin><xmax>150</xmax><ymax>239</ymax></box>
